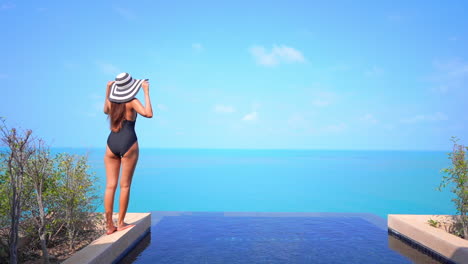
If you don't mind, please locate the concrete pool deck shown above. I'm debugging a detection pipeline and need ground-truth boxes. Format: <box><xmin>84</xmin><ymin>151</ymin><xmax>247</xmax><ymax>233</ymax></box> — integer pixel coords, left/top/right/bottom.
<box><xmin>63</xmin><ymin>212</ymin><xmax>151</xmax><ymax>264</ymax></box>
<box><xmin>388</xmin><ymin>214</ymin><xmax>468</xmax><ymax>264</ymax></box>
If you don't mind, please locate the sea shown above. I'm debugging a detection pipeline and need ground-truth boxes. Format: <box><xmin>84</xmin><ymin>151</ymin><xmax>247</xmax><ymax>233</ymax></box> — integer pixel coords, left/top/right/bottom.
<box><xmin>51</xmin><ymin>148</ymin><xmax>455</xmax><ymax>219</ymax></box>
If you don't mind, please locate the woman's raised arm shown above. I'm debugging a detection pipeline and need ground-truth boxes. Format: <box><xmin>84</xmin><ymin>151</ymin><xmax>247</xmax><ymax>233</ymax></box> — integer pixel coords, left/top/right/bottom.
<box><xmin>131</xmin><ymin>81</ymin><xmax>153</xmax><ymax>118</ymax></box>
<box><xmin>103</xmin><ymin>81</ymin><xmax>113</xmax><ymax>114</ymax></box>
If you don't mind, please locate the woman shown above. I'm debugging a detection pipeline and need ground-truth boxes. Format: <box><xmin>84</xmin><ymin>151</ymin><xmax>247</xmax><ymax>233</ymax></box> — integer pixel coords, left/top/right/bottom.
<box><xmin>103</xmin><ymin>72</ymin><xmax>153</xmax><ymax>235</ymax></box>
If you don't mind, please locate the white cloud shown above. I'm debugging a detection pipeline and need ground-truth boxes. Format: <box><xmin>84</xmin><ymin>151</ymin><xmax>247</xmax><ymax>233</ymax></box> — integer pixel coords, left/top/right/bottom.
<box><xmin>249</xmin><ymin>46</ymin><xmax>276</xmax><ymax>66</ymax></box>
<box><xmin>0</xmin><ymin>3</ymin><xmax>14</xmax><ymax>10</ymax></box>
<box><xmin>311</xmin><ymin>91</ymin><xmax>336</xmax><ymax>107</ymax></box>
<box><xmin>323</xmin><ymin>123</ymin><xmax>347</xmax><ymax>133</ymax></box>
<box><xmin>251</xmin><ymin>102</ymin><xmax>261</xmax><ymax>110</ymax></box>
<box><xmin>311</xmin><ymin>99</ymin><xmax>330</xmax><ymax>107</ymax></box>
<box><xmin>428</xmin><ymin>59</ymin><xmax>468</xmax><ymax>93</ymax></box>
<box><xmin>365</xmin><ymin>66</ymin><xmax>384</xmax><ymax>77</ymax></box>
<box><xmin>192</xmin><ymin>43</ymin><xmax>203</xmax><ymax>52</ymax></box>
<box><xmin>214</xmin><ymin>104</ymin><xmax>235</xmax><ymax>113</ymax></box>
<box><xmin>157</xmin><ymin>104</ymin><xmax>168</xmax><ymax>111</ymax></box>
<box><xmin>96</xmin><ymin>61</ymin><xmax>121</xmax><ymax>76</ymax></box>
<box><xmin>401</xmin><ymin>112</ymin><xmax>448</xmax><ymax>124</ymax></box>
<box><xmin>114</xmin><ymin>7</ymin><xmax>136</xmax><ymax>20</ymax></box>
<box><xmin>249</xmin><ymin>45</ymin><xmax>305</xmax><ymax>67</ymax></box>
<box><xmin>272</xmin><ymin>45</ymin><xmax>305</xmax><ymax>62</ymax></box>
<box><xmin>242</xmin><ymin>111</ymin><xmax>258</xmax><ymax>121</ymax></box>
<box><xmin>360</xmin><ymin>114</ymin><xmax>378</xmax><ymax>124</ymax></box>
<box><xmin>287</xmin><ymin>113</ymin><xmax>312</xmax><ymax>132</ymax></box>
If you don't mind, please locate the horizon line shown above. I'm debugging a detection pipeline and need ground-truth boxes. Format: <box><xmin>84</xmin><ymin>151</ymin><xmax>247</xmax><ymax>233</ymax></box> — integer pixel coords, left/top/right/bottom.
<box><xmin>48</xmin><ymin>146</ymin><xmax>451</xmax><ymax>152</ymax></box>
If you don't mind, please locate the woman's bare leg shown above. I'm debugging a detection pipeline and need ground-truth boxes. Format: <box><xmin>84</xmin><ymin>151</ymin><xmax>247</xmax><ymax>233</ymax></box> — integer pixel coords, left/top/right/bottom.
<box><xmin>118</xmin><ymin>141</ymin><xmax>139</xmax><ymax>228</ymax></box>
<box><xmin>104</xmin><ymin>146</ymin><xmax>121</xmax><ymax>234</ymax></box>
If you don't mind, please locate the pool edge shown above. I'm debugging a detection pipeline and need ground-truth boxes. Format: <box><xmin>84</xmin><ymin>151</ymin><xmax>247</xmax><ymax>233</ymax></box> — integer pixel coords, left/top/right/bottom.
<box><xmin>388</xmin><ymin>214</ymin><xmax>468</xmax><ymax>264</ymax></box>
<box><xmin>63</xmin><ymin>212</ymin><xmax>151</xmax><ymax>264</ymax></box>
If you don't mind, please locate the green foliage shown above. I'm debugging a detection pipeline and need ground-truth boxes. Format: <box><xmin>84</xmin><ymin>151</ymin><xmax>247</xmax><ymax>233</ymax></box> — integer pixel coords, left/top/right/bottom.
<box><xmin>439</xmin><ymin>136</ymin><xmax>468</xmax><ymax>239</ymax></box>
<box><xmin>0</xmin><ymin>152</ymin><xmax>10</xmax><ymax>227</ymax></box>
<box><xmin>0</xmin><ymin>119</ymin><xmax>36</xmax><ymax>264</ymax></box>
<box><xmin>53</xmin><ymin>153</ymin><xmax>100</xmax><ymax>250</ymax></box>
<box><xmin>0</xmin><ymin>119</ymin><xmax>101</xmax><ymax>262</ymax></box>
<box><xmin>427</xmin><ymin>219</ymin><xmax>440</xmax><ymax>228</ymax></box>
<box><xmin>0</xmin><ymin>155</ymin><xmax>9</xmax><ymax>261</ymax></box>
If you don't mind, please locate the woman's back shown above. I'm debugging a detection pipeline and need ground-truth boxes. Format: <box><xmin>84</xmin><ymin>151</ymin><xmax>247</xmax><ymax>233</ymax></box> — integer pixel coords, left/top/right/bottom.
<box><xmin>103</xmin><ymin>73</ymin><xmax>153</xmax><ymax>235</ymax></box>
<box><xmin>107</xmin><ymin>102</ymin><xmax>138</xmax><ymax>158</ymax></box>
<box><xmin>123</xmin><ymin>101</ymin><xmax>137</xmax><ymax>122</ymax></box>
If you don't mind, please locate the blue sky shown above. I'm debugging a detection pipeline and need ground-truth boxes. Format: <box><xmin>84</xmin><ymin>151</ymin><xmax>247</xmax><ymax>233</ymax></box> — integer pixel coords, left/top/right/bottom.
<box><xmin>1</xmin><ymin>0</ymin><xmax>467</xmax><ymax>150</ymax></box>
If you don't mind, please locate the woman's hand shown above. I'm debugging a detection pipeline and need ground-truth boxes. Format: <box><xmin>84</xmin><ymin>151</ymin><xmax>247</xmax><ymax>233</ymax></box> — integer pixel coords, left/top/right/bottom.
<box><xmin>142</xmin><ymin>80</ymin><xmax>149</xmax><ymax>93</ymax></box>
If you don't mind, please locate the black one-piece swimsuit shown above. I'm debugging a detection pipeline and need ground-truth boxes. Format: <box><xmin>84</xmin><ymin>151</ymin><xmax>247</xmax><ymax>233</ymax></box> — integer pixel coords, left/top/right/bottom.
<box><xmin>107</xmin><ymin>117</ymin><xmax>137</xmax><ymax>157</ymax></box>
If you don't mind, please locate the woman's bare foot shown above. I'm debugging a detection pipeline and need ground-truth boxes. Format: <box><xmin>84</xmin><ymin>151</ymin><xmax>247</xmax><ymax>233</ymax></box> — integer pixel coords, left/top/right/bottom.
<box><xmin>117</xmin><ymin>223</ymin><xmax>135</xmax><ymax>231</ymax></box>
<box><xmin>106</xmin><ymin>225</ymin><xmax>117</xmax><ymax>235</ymax></box>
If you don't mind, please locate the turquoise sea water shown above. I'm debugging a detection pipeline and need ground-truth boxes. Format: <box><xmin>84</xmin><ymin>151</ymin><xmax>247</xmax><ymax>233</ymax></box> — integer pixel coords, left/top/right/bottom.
<box><xmin>52</xmin><ymin>148</ymin><xmax>454</xmax><ymax>219</ymax></box>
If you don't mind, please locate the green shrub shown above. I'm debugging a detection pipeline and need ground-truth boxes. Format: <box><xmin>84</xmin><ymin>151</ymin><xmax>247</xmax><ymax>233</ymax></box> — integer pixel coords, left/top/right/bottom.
<box><xmin>0</xmin><ymin>118</ymin><xmax>101</xmax><ymax>262</ymax></box>
<box><xmin>427</xmin><ymin>218</ymin><xmax>440</xmax><ymax>228</ymax></box>
<box><xmin>53</xmin><ymin>153</ymin><xmax>100</xmax><ymax>250</ymax></box>
<box><xmin>439</xmin><ymin>136</ymin><xmax>468</xmax><ymax>239</ymax></box>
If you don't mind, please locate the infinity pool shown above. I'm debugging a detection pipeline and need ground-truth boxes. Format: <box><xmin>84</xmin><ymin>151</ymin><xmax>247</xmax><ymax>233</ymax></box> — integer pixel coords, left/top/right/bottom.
<box><xmin>118</xmin><ymin>212</ymin><xmax>447</xmax><ymax>264</ymax></box>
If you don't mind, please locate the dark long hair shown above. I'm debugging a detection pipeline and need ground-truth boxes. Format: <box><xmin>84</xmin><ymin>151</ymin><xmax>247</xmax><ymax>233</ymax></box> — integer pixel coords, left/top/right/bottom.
<box><xmin>109</xmin><ymin>102</ymin><xmax>126</xmax><ymax>132</ymax></box>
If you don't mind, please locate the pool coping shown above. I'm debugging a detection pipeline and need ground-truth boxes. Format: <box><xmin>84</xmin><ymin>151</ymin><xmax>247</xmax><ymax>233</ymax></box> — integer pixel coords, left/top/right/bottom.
<box><xmin>388</xmin><ymin>214</ymin><xmax>468</xmax><ymax>264</ymax></box>
<box><xmin>63</xmin><ymin>212</ymin><xmax>151</xmax><ymax>264</ymax></box>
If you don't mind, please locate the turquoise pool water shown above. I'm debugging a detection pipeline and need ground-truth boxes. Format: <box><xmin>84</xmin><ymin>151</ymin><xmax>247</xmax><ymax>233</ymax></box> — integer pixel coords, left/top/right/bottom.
<box><xmin>118</xmin><ymin>212</ymin><xmax>447</xmax><ymax>264</ymax></box>
<box><xmin>53</xmin><ymin>148</ymin><xmax>454</xmax><ymax>218</ymax></box>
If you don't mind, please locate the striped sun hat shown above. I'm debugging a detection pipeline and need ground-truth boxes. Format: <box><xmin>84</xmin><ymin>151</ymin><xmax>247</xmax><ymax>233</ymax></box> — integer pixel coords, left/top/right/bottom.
<box><xmin>108</xmin><ymin>72</ymin><xmax>146</xmax><ymax>103</ymax></box>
